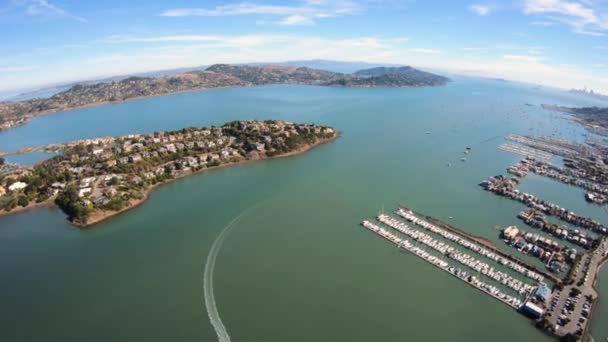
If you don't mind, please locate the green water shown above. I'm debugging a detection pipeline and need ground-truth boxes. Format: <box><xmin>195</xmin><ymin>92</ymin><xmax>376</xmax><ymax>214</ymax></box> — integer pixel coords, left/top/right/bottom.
<box><xmin>0</xmin><ymin>79</ymin><xmax>606</xmax><ymax>341</ymax></box>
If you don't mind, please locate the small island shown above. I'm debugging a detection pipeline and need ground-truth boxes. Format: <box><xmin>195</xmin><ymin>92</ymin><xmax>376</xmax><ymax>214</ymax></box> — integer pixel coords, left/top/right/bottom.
<box><xmin>0</xmin><ymin>120</ymin><xmax>338</xmax><ymax>227</ymax></box>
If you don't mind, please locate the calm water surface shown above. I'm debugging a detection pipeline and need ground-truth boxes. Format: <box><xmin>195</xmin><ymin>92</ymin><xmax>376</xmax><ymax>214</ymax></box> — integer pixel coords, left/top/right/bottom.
<box><xmin>0</xmin><ymin>79</ymin><xmax>606</xmax><ymax>341</ymax></box>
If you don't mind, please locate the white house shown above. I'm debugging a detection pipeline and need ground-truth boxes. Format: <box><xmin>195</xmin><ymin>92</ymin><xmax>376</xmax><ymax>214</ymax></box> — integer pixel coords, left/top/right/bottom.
<box><xmin>8</xmin><ymin>181</ymin><xmax>27</xmax><ymax>192</ymax></box>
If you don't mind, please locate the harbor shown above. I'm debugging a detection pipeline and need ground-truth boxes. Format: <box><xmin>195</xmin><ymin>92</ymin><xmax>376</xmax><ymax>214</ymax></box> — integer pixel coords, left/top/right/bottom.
<box><xmin>508</xmin><ymin>158</ymin><xmax>608</xmax><ymax>204</ymax></box>
<box><xmin>378</xmin><ymin>213</ymin><xmax>536</xmax><ymax>294</ymax></box>
<box><xmin>361</xmin><ymin>220</ymin><xmax>525</xmax><ymax>309</ymax></box>
<box><xmin>481</xmin><ymin>175</ymin><xmax>608</xmax><ymax>236</ymax></box>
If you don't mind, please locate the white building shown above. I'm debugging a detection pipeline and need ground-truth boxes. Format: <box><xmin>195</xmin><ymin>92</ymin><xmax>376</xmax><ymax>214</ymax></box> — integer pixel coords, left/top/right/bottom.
<box><xmin>78</xmin><ymin>187</ymin><xmax>92</xmax><ymax>198</ymax></box>
<box><xmin>8</xmin><ymin>182</ymin><xmax>27</xmax><ymax>192</ymax></box>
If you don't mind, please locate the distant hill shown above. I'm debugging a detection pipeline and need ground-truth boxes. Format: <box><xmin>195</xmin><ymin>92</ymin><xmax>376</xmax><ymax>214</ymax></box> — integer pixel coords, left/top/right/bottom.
<box><xmin>351</xmin><ymin>66</ymin><xmax>450</xmax><ymax>86</ymax></box>
<box><xmin>542</xmin><ymin>104</ymin><xmax>608</xmax><ymax>135</ymax></box>
<box><xmin>206</xmin><ymin>64</ymin><xmax>350</xmax><ymax>85</ymax></box>
<box><xmin>275</xmin><ymin>60</ymin><xmax>400</xmax><ymax>74</ymax></box>
<box><xmin>0</xmin><ymin>63</ymin><xmax>449</xmax><ymax>131</ymax></box>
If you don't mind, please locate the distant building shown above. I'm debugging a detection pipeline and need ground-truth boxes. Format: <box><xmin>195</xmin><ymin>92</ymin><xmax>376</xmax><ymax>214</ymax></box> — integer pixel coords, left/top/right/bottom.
<box><xmin>522</xmin><ymin>301</ymin><xmax>544</xmax><ymax>318</ymax></box>
<box><xmin>535</xmin><ymin>284</ymin><xmax>552</xmax><ymax>303</ymax></box>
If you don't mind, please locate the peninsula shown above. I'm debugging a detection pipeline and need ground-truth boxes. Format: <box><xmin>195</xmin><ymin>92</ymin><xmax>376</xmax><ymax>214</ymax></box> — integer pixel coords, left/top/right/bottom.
<box><xmin>542</xmin><ymin>104</ymin><xmax>608</xmax><ymax>136</ymax></box>
<box><xmin>0</xmin><ymin>120</ymin><xmax>338</xmax><ymax>227</ymax></box>
<box><xmin>0</xmin><ymin>64</ymin><xmax>448</xmax><ymax>131</ymax></box>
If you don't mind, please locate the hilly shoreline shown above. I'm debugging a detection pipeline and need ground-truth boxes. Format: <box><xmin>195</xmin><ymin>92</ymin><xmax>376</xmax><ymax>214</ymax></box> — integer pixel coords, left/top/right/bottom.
<box><xmin>0</xmin><ymin>64</ymin><xmax>449</xmax><ymax>132</ymax></box>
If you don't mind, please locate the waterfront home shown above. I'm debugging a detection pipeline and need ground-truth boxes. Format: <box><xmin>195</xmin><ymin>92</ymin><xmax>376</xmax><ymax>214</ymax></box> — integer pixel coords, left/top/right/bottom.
<box><xmin>165</xmin><ymin>144</ymin><xmax>176</xmax><ymax>153</ymax></box>
<box><xmin>130</xmin><ymin>154</ymin><xmax>142</xmax><ymax>162</ymax></box>
<box><xmin>0</xmin><ymin>186</ymin><xmax>5</xmax><ymax>196</ymax></box>
<box><xmin>51</xmin><ymin>182</ymin><xmax>66</xmax><ymax>189</ymax></box>
<box><xmin>185</xmin><ymin>157</ymin><xmax>198</xmax><ymax>167</ymax></box>
<box><xmin>78</xmin><ymin>187</ymin><xmax>92</xmax><ymax>198</ymax></box>
<box><xmin>92</xmin><ymin>195</ymin><xmax>109</xmax><ymax>206</ymax></box>
<box><xmin>106</xmin><ymin>160</ymin><xmax>117</xmax><ymax>167</ymax></box>
<box><xmin>8</xmin><ymin>181</ymin><xmax>27</xmax><ymax>192</ymax></box>
<box><xmin>80</xmin><ymin>177</ymin><xmax>95</xmax><ymax>188</ymax></box>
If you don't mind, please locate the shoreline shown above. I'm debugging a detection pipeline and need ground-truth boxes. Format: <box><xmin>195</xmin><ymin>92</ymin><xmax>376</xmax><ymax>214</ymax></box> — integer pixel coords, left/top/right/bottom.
<box><xmin>584</xmin><ymin>251</ymin><xmax>608</xmax><ymax>342</ymax></box>
<box><xmin>0</xmin><ymin>199</ymin><xmax>55</xmax><ymax>218</ymax></box>
<box><xmin>1</xmin><ymin>80</ymin><xmax>448</xmax><ymax>135</ymax></box>
<box><xmin>1</xmin><ymin>84</ymin><xmax>244</xmax><ymax>134</ymax></box>
<box><xmin>73</xmin><ymin>133</ymin><xmax>340</xmax><ymax>228</ymax></box>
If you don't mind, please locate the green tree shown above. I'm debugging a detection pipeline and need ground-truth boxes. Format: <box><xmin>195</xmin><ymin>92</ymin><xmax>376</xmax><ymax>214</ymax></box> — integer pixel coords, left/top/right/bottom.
<box><xmin>17</xmin><ymin>195</ymin><xmax>29</xmax><ymax>208</ymax></box>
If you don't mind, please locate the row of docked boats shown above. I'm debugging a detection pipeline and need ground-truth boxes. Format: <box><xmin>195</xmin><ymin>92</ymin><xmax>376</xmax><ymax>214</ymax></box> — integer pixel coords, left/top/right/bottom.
<box><xmin>361</xmin><ymin>220</ymin><xmax>523</xmax><ymax>309</ymax></box>
<box><xmin>378</xmin><ymin>214</ymin><xmax>535</xmax><ymax>295</ymax></box>
<box><xmin>395</xmin><ymin>208</ymin><xmax>545</xmax><ymax>283</ymax></box>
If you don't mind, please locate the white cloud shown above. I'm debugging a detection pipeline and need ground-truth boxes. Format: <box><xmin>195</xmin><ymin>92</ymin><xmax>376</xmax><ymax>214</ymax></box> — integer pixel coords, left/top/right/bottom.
<box><xmin>23</xmin><ymin>0</ymin><xmax>87</xmax><ymax>22</ymax></box>
<box><xmin>2</xmin><ymin>32</ymin><xmax>607</xmax><ymax>95</ymax></box>
<box><xmin>522</xmin><ymin>0</ymin><xmax>607</xmax><ymax>35</ymax></box>
<box><xmin>530</xmin><ymin>20</ymin><xmax>556</xmax><ymax>26</ymax></box>
<box><xmin>278</xmin><ymin>14</ymin><xmax>315</xmax><ymax>25</ymax></box>
<box><xmin>160</xmin><ymin>1</ymin><xmax>360</xmax><ymax>25</ymax></box>
<box><xmin>503</xmin><ymin>54</ymin><xmax>544</xmax><ymax>63</ymax></box>
<box><xmin>469</xmin><ymin>4</ymin><xmax>493</xmax><ymax>16</ymax></box>
<box><xmin>409</xmin><ymin>48</ymin><xmax>441</xmax><ymax>54</ymax></box>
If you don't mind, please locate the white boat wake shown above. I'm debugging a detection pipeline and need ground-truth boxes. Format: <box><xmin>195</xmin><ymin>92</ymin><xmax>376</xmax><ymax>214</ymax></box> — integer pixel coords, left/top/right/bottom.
<box><xmin>203</xmin><ymin>208</ymin><xmax>252</xmax><ymax>342</ymax></box>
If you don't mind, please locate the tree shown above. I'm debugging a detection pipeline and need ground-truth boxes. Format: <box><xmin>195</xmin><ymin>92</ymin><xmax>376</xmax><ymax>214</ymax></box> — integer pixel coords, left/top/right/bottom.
<box><xmin>0</xmin><ymin>157</ymin><xmax>4</xmax><ymax>166</ymax></box>
<box><xmin>17</xmin><ymin>195</ymin><xmax>29</xmax><ymax>208</ymax></box>
<box><xmin>55</xmin><ymin>185</ymin><xmax>90</xmax><ymax>223</ymax></box>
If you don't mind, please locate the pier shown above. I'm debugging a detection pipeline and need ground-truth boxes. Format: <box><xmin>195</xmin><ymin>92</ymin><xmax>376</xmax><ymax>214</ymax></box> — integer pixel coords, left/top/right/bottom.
<box><xmin>398</xmin><ymin>206</ymin><xmax>561</xmax><ymax>284</ymax></box>
<box><xmin>481</xmin><ymin>175</ymin><xmax>608</xmax><ymax>235</ymax></box>
<box><xmin>361</xmin><ymin>220</ymin><xmax>523</xmax><ymax>309</ymax></box>
<box><xmin>378</xmin><ymin>214</ymin><xmax>535</xmax><ymax>294</ymax></box>
<box><xmin>518</xmin><ymin>208</ymin><xmax>597</xmax><ymax>249</ymax></box>
<box><xmin>499</xmin><ymin>143</ymin><xmax>552</xmax><ymax>161</ymax></box>
<box><xmin>508</xmin><ymin>158</ymin><xmax>608</xmax><ymax>201</ymax></box>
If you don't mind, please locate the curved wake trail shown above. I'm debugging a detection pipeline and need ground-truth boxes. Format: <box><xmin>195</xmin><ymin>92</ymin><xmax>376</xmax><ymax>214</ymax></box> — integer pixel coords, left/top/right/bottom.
<box><xmin>203</xmin><ymin>208</ymin><xmax>254</xmax><ymax>342</ymax></box>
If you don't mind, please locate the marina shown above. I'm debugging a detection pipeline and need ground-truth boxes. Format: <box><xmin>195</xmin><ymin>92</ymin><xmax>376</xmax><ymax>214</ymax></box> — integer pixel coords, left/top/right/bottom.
<box><xmin>508</xmin><ymin>158</ymin><xmax>608</xmax><ymax>203</ymax></box>
<box><xmin>518</xmin><ymin>208</ymin><xmax>597</xmax><ymax>249</ymax></box>
<box><xmin>481</xmin><ymin>175</ymin><xmax>608</xmax><ymax>236</ymax></box>
<box><xmin>500</xmin><ymin>225</ymin><xmax>577</xmax><ymax>274</ymax></box>
<box><xmin>393</xmin><ymin>208</ymin><xmax>546</xmax><ymax>283</ymax></box>
<box><xmin>361</xmin><ymin>220</ymin><xmax>525</xmax><ymax>309</ymax></box>
<box><xmin>378</xmin><ymin>213</ymin><xmax>535</xmax><ymax>294</ymax></box>
<box><xmin>499</xmin><ymin>143</ymin><xmax>553</xmax><ymax>161</ymax></box>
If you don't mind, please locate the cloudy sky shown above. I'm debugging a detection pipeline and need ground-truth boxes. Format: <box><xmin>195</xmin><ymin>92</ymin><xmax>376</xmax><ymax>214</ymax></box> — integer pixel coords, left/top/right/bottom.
<box><xmin>1</xmin><ymin>0</ymin><xmax>608</xmax><ymax>94</ymax></box>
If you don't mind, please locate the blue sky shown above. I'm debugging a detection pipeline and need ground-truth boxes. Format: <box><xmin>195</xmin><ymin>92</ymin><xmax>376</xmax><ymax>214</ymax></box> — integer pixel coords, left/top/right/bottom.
<box><xmin>1</xmin><ymin>0</ymin><xmax>608</xmax><ymax>94</ymax></box>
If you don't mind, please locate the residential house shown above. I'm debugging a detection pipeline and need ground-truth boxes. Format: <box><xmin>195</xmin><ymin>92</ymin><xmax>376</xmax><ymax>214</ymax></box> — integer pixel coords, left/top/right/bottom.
<box><xmin>8</xmin><ymin>181</ymin><xmax>27</xmax><ymax>192</ymax></box>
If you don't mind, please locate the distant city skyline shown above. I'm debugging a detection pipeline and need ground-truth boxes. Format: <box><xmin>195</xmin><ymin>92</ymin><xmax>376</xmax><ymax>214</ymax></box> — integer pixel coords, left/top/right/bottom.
<box><xmin>1</xmin><ymin>0</ymin><xmax>608</xmax><ymax>94</ymax></box>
